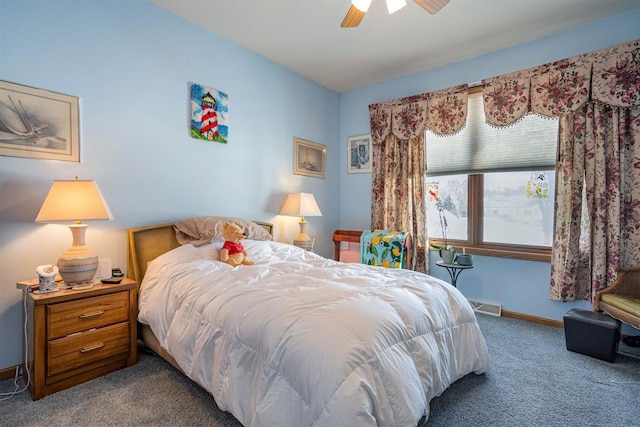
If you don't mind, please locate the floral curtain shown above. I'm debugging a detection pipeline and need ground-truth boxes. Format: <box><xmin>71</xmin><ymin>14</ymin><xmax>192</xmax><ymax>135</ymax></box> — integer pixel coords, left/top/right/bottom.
<box><xmin>368</xmin><ymin>39</ymin><xmax>639</xmax><ymax>292</ymax></box>
<box><xmin>480</xmin><ymin>40</ymin><xmax>640</xmax><ymax>301</ymax></box>
<box><xmin>369</xmin><ymin>85</ymin><xmax>468</xmax><ymax>273</ymax></box>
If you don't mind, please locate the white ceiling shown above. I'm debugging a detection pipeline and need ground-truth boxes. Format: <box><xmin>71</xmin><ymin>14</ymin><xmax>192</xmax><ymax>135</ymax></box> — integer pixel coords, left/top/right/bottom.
<box><xmin>150</xmin><ymin>0</ymin><xmax>640</xmax><ymax>93</ymax></box>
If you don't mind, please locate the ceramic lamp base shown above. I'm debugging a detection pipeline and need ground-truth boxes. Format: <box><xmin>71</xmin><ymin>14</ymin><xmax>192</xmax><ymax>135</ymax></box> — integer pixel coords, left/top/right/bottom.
<box><xmin>58</xmin><ymin>254</ymin><xmax>99</xmax><ymax>284</ymax></box>
<box><xmin>293</xmin><ymin>221</ymin><xmax>314</xmax><ymax>251</ymax></box>
<box><xmin>57</xmin><ymin>223</ymin><xmax>99</xmax><ymax>284</ymax></box>
<box><xmin>293</xmin><ymin>237</ymin><xmax>314</xmax><ymax>251</ymax></box>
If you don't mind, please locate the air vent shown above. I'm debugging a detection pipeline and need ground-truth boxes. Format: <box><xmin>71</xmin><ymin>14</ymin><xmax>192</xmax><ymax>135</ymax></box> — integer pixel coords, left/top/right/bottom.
<box><xmin>467</xmin><ymin>299</ymin><xmax>502</xmax><ymax>317</ymax></box>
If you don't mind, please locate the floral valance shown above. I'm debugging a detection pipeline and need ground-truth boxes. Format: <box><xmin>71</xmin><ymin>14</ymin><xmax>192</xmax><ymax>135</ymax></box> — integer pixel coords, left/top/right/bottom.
<box><xmin>369</xmin><ymin>84</ymin><xmax>468</xmax><ymax>144</ymax></box>
<box><xmin>483</xmin><ymin>40</ymin><xmax>639</xmax><ymax>126</ymax></box>
<box><xmin>369</xmin><ymin>39</ymin><xmax>639</xmax><ymax>141</ymax></box>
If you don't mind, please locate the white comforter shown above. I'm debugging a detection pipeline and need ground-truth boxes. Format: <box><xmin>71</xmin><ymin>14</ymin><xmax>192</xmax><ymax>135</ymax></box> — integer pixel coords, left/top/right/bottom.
<box><xmin>138</xmin><ymin>240</ymin><xmax>490</xmax><ymax>427</ymax></box>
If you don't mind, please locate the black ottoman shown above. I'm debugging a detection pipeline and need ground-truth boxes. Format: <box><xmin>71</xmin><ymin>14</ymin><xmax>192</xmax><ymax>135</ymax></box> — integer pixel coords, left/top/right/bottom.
<box><xmin>563</xmin><ymin>308</ymin><xmax>621</xmax><ymax>362</ymax></box>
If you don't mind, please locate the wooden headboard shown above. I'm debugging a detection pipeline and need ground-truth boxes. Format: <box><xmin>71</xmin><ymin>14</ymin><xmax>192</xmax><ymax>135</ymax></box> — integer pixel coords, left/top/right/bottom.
<box><xmin>127</xmin><ymin>220</ymin><xmax>273</xmax><ymax>287</ymax></box>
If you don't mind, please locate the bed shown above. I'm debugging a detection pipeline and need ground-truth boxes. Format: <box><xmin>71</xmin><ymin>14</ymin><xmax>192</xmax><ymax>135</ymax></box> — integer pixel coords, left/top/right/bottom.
<box><xmin>128</xmin><ymin>217</ymin><xmax>490</xmax><ymax>427</ymax></box>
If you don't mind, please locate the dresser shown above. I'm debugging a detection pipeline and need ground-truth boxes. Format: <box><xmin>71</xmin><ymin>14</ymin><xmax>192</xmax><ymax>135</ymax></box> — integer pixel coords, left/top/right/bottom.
<box><xmin>24</xmin><ymin>279</ymin><xmax>137</xmax><ymax>400</ymax></box>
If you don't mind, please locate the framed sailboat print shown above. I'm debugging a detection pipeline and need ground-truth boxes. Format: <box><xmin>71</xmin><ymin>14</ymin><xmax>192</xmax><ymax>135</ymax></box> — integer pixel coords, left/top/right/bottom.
<box><xmin>0</xmin><ymin>80</ymin><xmax>80</xmax><ymax>162</ymax></box>
<box><xmin>293</xmin><ymin>137</ymin><xmax>325</xmax><ymax>179</ymax></box>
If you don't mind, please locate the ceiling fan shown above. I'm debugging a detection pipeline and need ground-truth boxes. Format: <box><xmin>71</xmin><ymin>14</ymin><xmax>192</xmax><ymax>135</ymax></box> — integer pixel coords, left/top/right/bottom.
<box><xmin>341</xmin><ymin>0</ymin><xmax>450</xmax><ymax>27</ymax></box>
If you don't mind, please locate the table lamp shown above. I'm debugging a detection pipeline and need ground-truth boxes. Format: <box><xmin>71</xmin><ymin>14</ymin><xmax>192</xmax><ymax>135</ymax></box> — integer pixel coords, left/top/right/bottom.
<box><xmin>280</xmin><ymin>192</ymin><xmax>322</xmax><ymax>250</ymax></box>
<box><xmin>35</xmin><ymin>178</ymin><xmax>114</xmax><ymax>289</ymax></box>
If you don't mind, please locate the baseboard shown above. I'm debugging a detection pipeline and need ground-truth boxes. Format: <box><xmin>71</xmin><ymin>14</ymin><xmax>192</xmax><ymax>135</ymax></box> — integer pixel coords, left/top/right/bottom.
<box><xmin>501</xmin><ymin>309</ymin><xmax>564</xmax><ymax>328</ymax></box>
<box><xmin>0</xmin><ymin>365</ymin><xmax>19</xmax><ymax>381</ymax></box>
<box><xmin>500</xmin><ymin>309</ymin><xmax>640</xmax><ymax>343</ymax></box>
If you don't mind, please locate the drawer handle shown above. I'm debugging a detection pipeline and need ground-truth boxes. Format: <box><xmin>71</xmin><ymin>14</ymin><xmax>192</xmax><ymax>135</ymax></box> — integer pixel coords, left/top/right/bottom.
<box><xmin>80</xmin><ymin>343</ymin><xmax>105</xmax><ymax>353</ymax></box>
<box><xmin>79</xmin><ymin>310</ymin><xmax>105</xmax><ymax>319</ymax></box>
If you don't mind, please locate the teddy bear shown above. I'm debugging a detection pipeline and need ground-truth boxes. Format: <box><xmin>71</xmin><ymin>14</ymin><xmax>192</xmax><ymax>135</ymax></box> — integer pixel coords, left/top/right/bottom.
<box><xmin>220</xmin><ymin>222</ymin><xmax>255</xmax><ymax>267</ymax></box>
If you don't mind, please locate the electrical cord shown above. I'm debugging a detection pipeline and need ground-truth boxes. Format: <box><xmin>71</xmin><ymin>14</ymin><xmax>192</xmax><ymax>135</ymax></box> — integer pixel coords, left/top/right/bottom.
<box><xmin>0</xmin><ymin>289</ymin><xmax>31</xmax><ymax>401</ymax></box>
<box><xmin>609</xmin><ymin>380</ymin><xmax>640</xmax><ymax>384</ymax></box>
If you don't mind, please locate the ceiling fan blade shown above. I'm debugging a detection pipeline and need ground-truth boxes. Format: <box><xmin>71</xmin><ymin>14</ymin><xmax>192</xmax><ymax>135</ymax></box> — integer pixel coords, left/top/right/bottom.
<box><xmin>413</xmin><ymin>0</ymin><xmax>450</xmax><ymax>14</ymax></box>
<box><xmin>341</xmin><ymin>5</ymin><xmax>366</xmax><ymax>28</ymax></box>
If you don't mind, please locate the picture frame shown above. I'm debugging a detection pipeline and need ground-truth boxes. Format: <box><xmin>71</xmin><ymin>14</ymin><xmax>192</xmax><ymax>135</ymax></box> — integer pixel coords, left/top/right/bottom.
<box><xmin>0</xmin><ymin>80</ymin><xmax>80</xmax><ymax>162</ymax></box>
<box><xmin>293</xmin><ymin>137</ymin><xmax>326</xmax><ymax>179</ymax></box>
<box><xmin>190</xmin><ymin>83</ymin><xmax>228</xmax><ymax>144</ymax></box>
<box><xmin>347</xmin><ymin>134</ymin><xmax>372</xmax><ymax>173</ymax></box>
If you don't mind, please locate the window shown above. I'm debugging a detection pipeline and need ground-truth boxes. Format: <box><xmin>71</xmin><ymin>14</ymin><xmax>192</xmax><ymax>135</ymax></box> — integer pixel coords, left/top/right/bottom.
<box><xmin>483</xmin><ymin>171</ymin><xmax>554</xmax><ymax>247</ymax></box>
<box><xmin>426</xmin><ymin>89</ymin><xmax>558</xmax><ymax>261</ymax></box>
<box><xmin>426</xmin><ymin>174</ymin><xmax>468</xmax><ymax>241</ymax></box>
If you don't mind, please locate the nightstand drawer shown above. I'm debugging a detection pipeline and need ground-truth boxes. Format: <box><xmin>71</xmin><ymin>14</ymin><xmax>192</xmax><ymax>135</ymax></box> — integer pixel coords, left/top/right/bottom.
<box><xmin>48</xmin><ymin>322</ymin><xmax>130</xmax><ymax>376</ymax></box>
<box><xmin>48</xmin><ymin>291</ymin><xmax>129</xmax><ymax>339</ymax></box>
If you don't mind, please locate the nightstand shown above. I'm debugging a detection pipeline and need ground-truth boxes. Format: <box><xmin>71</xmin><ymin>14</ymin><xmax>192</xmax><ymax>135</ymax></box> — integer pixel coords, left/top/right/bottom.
<box><xmin>21</xmin><ymin>278</ymin><xmax>138</xmax><ymax>400</ymax></box>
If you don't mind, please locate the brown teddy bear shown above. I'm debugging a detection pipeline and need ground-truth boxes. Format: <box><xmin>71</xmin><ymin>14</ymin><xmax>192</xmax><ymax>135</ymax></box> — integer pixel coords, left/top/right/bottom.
<box><xmin>220</xmin><ymin>222</ymin><xmax>255</xmax><ymax>267</ymax></box>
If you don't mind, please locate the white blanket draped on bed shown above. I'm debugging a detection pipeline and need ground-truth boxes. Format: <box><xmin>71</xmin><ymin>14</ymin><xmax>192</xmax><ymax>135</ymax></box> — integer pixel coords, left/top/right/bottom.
<box><xmin>138</xmin><ymin>240</ymin><xmax>490</xmax><ymax>427</ymax></box>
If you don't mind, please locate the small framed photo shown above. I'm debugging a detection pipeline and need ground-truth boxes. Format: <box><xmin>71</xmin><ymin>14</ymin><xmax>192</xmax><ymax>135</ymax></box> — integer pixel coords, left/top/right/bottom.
<box><xmin>0</xmin><ymin>80</ymin><xmax>80</xmax><ymax>162</ymax></box>
<box><xmin>293</xmin><ymin>137</ymin><xmax>326</xmax><ymax>179</ymax></box>
<box><xmin>347</xmin><ymin>134</ymin><xmax>371</xmax><ymax>173</ymax></box>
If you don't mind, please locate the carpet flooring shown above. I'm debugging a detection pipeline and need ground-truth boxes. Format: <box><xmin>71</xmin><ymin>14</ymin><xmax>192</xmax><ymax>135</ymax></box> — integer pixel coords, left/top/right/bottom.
<box><xmin>1</xmin><ymin>314</ymin><xmax>638</xmax><ymax>426</ymax></box>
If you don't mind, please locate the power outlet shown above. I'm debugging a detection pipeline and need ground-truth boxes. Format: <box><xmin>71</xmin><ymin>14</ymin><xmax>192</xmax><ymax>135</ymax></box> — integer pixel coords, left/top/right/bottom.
<box><xmin>15</xmin><ymin>365</ymin><xmax>23</xmax><ymax>378</ymax></box>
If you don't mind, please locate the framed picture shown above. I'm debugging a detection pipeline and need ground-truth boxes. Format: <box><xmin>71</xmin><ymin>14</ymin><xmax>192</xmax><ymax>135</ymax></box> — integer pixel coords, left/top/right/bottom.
<box><xmin>347</xmin><ymin>134</ymin><xmax>371</xmax><ymax>173</ymax></box>
<box><xmin>0</xmin><ymin>80</ymin><xmax>80</xmax><ymax>162</ymax></box>
<box><xmin>293</xmin><ymin>137</ymin><xmax>326</xmax><ymax>179</ymax></box>
<box><xmin>190</xmin><ymin>83</ymin><xmax>228</xmax><ymax>144</ymax></box>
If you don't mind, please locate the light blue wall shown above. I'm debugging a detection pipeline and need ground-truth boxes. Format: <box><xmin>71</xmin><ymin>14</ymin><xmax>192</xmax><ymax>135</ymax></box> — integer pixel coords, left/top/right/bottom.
<box><xmin>338</xmin><ymin>10</ymin><xmax>640</xmax><ymax>327</ymax></box>
<box><xmin>0</xmin><ymin>0</ymin><xmax>339</xmax><ymax>369</ymax></box>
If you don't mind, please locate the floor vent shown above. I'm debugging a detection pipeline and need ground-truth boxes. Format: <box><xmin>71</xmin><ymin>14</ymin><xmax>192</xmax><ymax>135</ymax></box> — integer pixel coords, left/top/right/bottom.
<box><xmin>468</xmin><ymin>299</ymin><xmax>502</xmax><ymax>317</ymax></box>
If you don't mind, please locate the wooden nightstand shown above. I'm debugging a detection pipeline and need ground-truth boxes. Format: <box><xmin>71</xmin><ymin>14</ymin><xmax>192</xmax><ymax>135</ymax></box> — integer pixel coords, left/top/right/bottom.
<box><xmin>22</xmin><ymin>278</ymin><xmax>138</xmax><ymax>400</ymax></box>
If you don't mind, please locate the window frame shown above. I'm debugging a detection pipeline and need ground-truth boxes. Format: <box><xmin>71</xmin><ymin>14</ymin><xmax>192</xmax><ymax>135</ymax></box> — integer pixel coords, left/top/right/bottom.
<box><xmin>428</xmin><ymin>174</ymin><xmax>552</xmax><ymax>262</ymax></box>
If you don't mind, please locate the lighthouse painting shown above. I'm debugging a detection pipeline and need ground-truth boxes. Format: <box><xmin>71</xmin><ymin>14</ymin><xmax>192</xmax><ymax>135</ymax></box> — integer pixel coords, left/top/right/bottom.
<box><xmin>190</xmin><ymin>83</ymin><xmax>228</xmax><ymax>144</ymax></box>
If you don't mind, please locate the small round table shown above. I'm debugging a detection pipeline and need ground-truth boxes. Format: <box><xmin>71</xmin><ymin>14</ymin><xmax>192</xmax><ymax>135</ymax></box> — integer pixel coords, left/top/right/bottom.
<box><xmin>436</xmin><ymin>261</ymin><xmax>473</xmax><ymax>287</ymax></box>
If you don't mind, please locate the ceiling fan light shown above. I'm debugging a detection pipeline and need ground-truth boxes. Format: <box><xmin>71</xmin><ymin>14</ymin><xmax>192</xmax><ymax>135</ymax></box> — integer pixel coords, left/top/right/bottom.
<box><xmin>352</xmin><ymin>0</ymin><xmax>372</xmax><ymax>12</ymax></box>
<box><xmin>386</xmin><ymin>0</ymin><xmax>407</xmax><ymax>14</ymax></box>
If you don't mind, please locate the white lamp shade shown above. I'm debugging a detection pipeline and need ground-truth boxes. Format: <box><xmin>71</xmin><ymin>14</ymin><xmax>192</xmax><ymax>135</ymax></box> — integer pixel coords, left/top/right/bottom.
<box><xmin>36</xmin><ymin>180</ymin><xmax>114</xmax><ymax>223</ymax></box>
<box><xmin>280</xmin><ymin>193</ymin><xmax>322</xmax><ymax>251</ymax></box>
<box><xmin>279</xmin><ymin>193</ymin><xmax>322</xmax><ymax>218</ymax></box>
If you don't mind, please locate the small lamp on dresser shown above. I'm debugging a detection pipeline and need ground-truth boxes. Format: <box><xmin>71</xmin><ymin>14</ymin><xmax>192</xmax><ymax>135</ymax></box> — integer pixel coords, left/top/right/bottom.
<box><xmin>280</xmin><ymin>192</ymin><xmax>322</xmax><ymax>250</ymax></box>
<box><xmin>35</xmin><ymin>177</ymin><xmax>113</xmax><ymax>289</ymax></box>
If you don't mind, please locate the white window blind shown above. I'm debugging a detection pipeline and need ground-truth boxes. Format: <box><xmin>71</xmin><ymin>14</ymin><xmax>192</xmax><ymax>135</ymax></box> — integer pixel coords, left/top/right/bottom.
<box><xmin>425</xmin><ymin>91</ymin><xmax>559</xmax><ymax>176</ymax></box>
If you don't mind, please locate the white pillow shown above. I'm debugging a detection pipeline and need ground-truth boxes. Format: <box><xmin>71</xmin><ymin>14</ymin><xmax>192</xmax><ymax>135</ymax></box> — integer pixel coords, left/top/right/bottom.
<box><xmin>173</xmin><ymin>216</ymin><xmax>272</xmax><ymax>247</ymax></box>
